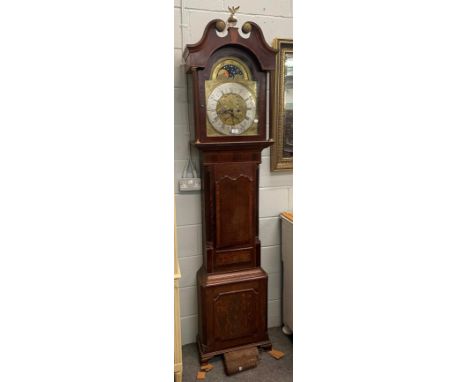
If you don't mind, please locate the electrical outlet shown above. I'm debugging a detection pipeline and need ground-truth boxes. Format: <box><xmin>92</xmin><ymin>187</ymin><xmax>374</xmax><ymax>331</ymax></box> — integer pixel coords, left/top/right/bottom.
<box><xmin>179</xmin><ymin>178</ymin><xmax>201</xmax><ymax>192</ymax></box>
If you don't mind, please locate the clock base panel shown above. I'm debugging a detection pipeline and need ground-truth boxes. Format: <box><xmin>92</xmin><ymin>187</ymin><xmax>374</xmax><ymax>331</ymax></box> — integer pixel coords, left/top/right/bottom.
<box><xmin>196</xmin><ymin>267</ymin><xmax>271</xmax><ymax>363</ymax></box>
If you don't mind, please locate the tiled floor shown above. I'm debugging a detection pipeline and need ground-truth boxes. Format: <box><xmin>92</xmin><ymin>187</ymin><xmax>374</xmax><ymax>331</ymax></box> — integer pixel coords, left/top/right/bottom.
<box><xmin>181</xmin><ymin>327</ymin><xmax>293</xmax><ymax>382</ymax></box>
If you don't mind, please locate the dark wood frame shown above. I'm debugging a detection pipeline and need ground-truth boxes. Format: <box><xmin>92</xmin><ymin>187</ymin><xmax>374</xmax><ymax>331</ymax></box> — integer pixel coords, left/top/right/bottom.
<box><xmin>184</xmin><ymin>20</ymin><xmax>276</xmax><ymax>363</ymax></box>
<box><xmin>270</xmin><ymin>38</ymin><xmax>293</xmax><ymax>171</ymax></box>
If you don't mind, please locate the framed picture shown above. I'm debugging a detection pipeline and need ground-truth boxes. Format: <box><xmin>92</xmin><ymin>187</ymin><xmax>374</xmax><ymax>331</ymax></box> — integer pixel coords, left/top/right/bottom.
<box><xmin>271</xmin><ymin>38</ymin><xmax>293</xmax><ymax>171</ymax></box>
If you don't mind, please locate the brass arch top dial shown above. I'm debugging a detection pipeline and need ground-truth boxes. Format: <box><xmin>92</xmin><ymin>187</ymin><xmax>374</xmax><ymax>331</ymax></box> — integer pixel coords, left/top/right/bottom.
<box><xmin>206</xmin><ymin>82</ymin><xmax>257</xmax><ymax>136</ymax></box>
<box><xmin>205</xmin><ymin>57</ymin><xmax>258</xmax><ymax>136</ymax></box>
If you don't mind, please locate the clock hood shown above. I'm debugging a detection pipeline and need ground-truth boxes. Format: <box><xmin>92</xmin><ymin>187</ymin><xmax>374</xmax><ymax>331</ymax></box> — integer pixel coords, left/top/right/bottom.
<box><xmin>183</xmin><ymin>20</ymin><xmax>276</xmax><ymax>73</ymax></box>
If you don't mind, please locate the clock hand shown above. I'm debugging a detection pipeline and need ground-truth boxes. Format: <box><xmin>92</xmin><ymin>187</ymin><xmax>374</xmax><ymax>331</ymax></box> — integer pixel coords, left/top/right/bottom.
<box><xmin>228</xmin><ymin>109</ymin><xmax>236</xmax><ymax>123</ymax></box>
<box><xmin>218</xmin><ymin>108</ymin><xmax>234</xmax><ymax>119</ymax></box>
<box><xmin>218</xmin><ymin>107</ymin><xmax>232</xmax><ymax>115</ymax></box>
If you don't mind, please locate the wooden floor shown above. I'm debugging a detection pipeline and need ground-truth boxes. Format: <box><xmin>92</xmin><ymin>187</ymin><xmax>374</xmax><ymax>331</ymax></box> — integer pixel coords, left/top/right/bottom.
<box><xmin>181</xmin><ymin>327</ymin><xmax>293</xmax><ymax>381</ymax></box>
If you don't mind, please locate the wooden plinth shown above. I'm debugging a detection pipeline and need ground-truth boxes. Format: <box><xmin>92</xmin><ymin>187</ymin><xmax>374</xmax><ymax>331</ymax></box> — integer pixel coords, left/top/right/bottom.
<box><xmin>196</xmin><ymin>267</ymin><xmax>271</xmax><ymax>363</ymax></box>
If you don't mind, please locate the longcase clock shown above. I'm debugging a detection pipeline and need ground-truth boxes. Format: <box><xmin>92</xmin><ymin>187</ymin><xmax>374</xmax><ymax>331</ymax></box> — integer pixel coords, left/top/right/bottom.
<box><xmin>183</xmin><ymin>9</ymin><xmax>276</xmax><ymax>363</ymax></box>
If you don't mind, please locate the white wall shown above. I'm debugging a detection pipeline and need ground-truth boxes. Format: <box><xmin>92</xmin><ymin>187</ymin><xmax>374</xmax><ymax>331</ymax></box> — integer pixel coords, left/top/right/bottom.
<box><xmin>174</xmin><ymin>0</ymin><xmax>293</xmax><ymax>345</ymax></box>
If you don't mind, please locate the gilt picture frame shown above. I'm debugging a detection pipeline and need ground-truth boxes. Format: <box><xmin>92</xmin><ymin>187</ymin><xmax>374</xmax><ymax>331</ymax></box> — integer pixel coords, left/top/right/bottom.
<box><xmin>271</xmin><ymin>38</ymin><xmax>293</xmax><ymax>171</ymax></box>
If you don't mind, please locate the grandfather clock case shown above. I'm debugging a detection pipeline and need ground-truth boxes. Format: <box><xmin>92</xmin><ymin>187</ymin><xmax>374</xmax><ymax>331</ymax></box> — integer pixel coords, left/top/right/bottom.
<box><xmin>184</xmin><ymin>14</ymin><xmax>276</xmax><ymax>362</ymax></box>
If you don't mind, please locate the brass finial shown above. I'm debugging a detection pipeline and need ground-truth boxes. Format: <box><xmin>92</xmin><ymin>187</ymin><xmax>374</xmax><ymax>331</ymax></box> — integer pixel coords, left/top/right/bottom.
<box><xmin>215</xmin><ymin>20</ymin><xmax>226</xmax><ymax>32</ymax></box>
<box><xmin>241</xmin><ymin>22</ymin><xmax>252</xmax><ymax>34</ymax></box>
<box><xmin>227</xmin><ymin>6</ymin><xmax>240</xmax><ymax>26</ymax></box>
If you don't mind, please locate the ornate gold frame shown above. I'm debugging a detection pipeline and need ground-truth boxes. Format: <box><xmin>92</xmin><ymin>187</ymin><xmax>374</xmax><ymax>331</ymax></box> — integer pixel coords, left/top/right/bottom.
<box><xmin>271</xmin><ymin>38</ymin><xmax>293</xmax><ymax>171</ymax></box>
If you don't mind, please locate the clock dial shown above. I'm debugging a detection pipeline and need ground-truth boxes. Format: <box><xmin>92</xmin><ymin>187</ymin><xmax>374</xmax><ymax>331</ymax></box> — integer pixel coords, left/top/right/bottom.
<box><xmin>206</xmin><ymin>82</ymin><xmax>256</xmax><ymax>135</ymax></box>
